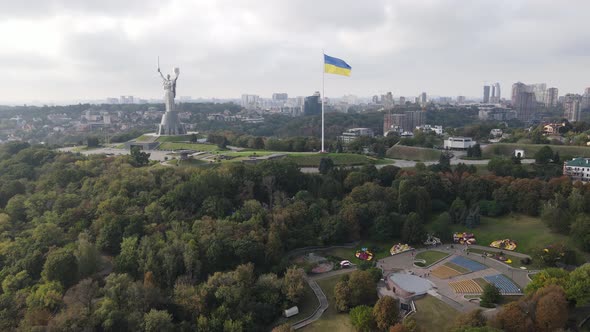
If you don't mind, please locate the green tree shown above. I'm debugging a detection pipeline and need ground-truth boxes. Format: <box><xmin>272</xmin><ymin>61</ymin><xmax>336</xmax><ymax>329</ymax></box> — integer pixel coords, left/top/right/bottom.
<box><xmin>130</xmin><ymin>146</ymin><xmax>150</xmax><ymax>166</ymax></box>
<box><xmin>349</xmin><ymin>305</ymin><xmax>375</xmax><ymax>332</ymax></box>
<box><xmin>372</xmin><ymin>296</ymin><xmax>399</xmax><ymax>331</ymax></box>
<box><xmin>75</xmin><ymin>232</ymin><xmax>100</xmax><ymax>278</ymax></box>
<box><xmin>431</xmin><ymin>212</ymin><xmax>452</xmax><ymax>240</ymax></box>
<box><xmin>449</xmin><ymin>198</ymin><xmax>467</xmax><ymax>224</ymax></box>
<box><xmin>26</xmin><ymin>281</ymin><xmax>64</xmax><ymax>311</ymax></box>
<box><xmin>534</xmin><ymin>146</ymin><xmax>553</xmax><ymax>164</ymax></box>
<box><xmin>42</xmin><ymin>247</ymin><xmax>79</xmax><ymax>288</ymax></box>
<box><xmin>401</xmin><ymin>213</ymin><xmax>426</xmax><ymax>244</ymax></box>
<box><xmin>525</xmin><ymin>268</ymin><xmax>569</xmax><ymax>294</ymax></box>
<box><xmin>481</xmin><ymin>284</ymin><xmax>501</xmax><ymax>307</ymax></box>
<box><xmin>143</xmin><ymin>309</ymin><xmax>173</xmax><ymax>332</ymax></box>
<box><xmin>349</xmin><ymin>270</ymin><xmax>378</xmax><ymax>307</ymax></box>
<box><xmin>319</xmin><ymin>157</ymin><xmax>334</xmax><ymax>175</ymax></box>
<box><xmin>566</xmin><ymin>264</ymin><xmax>590</xmax><ymax>306</ymax></box>
<box><xmin>571</xmin><ymin>214</ymin><xmax>590</xmax><ymax>251</ymax></box>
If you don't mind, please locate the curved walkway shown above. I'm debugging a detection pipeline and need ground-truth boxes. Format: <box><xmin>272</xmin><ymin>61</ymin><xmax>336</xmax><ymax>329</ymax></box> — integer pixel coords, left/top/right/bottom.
<box><xmin>292</xmin><ymin>276</ymin><xmax>329</xmax><ymax>330</ymax></box>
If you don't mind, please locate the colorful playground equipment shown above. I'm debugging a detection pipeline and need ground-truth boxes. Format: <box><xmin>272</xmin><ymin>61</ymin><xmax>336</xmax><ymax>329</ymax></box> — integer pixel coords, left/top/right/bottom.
<box><xmin>355</xmin><ymin>248</ymin><xmax>374</xmax><ymax>261</ymax></box>
<box><xmin>390</xmin><ymin>243</ymin><xmax>413</xmax><ymax>255</ymax></box>
<box><xmin>490</xmin><ymin>239</ymin><xmax>517</xmax><ymax>251</ymax></box>
<box><xmin>453</xmin><ymin>232</ymin><xmax>476</xmax><ymax>245</ymax></box>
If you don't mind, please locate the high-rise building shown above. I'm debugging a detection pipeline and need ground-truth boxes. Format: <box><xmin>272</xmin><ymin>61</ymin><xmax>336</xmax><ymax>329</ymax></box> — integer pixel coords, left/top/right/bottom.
<box><xmin>511</xmin><ymin>82</ymin><xmax>527</xmax><ymax>105</ymax></box>
<box><xmin>241</xmin><ymin>94</ymin><xmax>260</xmax><ymax>109</ymax></box>
<box><xmin>372</xmin><ymin>95</ymin><xmax>380</xmax><ymax>104</ymax></box>
<box><xmin>303</xmin><ymin>92</ymin><xmax>321</xmax><ymax>116</ymax></box>
<box><xmin>564</xmin><ymin>94</ymin><xmax>582</xmax><ymax>122</ymax></box>
<box><xmin>545</xmin><ymin>87</ymin><xmax>559</xmax><ymax>108</ymax></box>
<box><xmin>399</xmin><ymin>97</ymin><xmax>406</xmax><ymax>105</ymax></box>
<box><xmin>456</xmin><ymin>96</ymin><xmax>466</xmax><ymax>104</ymax></box>
<box><xmin>384</xmin><ymin>110</ymin><xmax>424</xmax><ymax>134</ymax></box>
<box><xmin>420</xmin><ymin>92</ymin><xmax>427</xmax><ymax>104</ymax></box>
<box><xmin>272</xmin><ymin>93</ymin><xmax>288</xmax><ymax>101</ymax></box>
<box><xmin>106</xmin><ymin>98</ymin><xmax>119</xmax><ymax>104</ymax></box>
<box><xmin>490</xmin><ymin>83</ymin><xmax>501</xmax><ymax>103</ymax></box>
<box><xmin>582</xmin><ymin>88</ymin><xmax>590</xmax><ymax>111</ymax></box>
<box><xmin>483</xmin><ymin>85</ymin><xmax>491</xmax><ymax>103</ymax></box>
<box><xmin>530</xmin><ymin>83</ymin><xmax>547</xmax><ymax>104</ymax></box>
<box><xmin>383</xmin><ymin>92</ymin><xmax>394</xmax><ymax>107</ymax></box>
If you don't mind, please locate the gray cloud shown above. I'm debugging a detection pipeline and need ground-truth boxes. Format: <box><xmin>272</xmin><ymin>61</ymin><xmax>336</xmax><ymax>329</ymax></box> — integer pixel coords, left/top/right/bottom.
<box><xmin>0</xmin><ymin>0</ymin><xmax>589</xmax><ymax>103</ymax></box>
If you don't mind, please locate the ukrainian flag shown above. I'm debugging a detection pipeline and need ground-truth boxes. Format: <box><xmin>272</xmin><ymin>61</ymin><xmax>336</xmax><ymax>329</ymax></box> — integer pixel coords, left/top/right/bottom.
<box><xmin>324</xmin><ymin>54</ymin><xmax>351</xmax><ymax>76</ymax></box>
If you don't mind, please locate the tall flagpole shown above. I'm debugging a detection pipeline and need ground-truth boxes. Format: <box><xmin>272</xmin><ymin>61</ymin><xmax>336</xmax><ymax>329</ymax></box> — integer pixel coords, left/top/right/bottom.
<box><xmin>321</xmin><ymin>51</ymin><xmax>325</xmax><ymax>153</ymax></box>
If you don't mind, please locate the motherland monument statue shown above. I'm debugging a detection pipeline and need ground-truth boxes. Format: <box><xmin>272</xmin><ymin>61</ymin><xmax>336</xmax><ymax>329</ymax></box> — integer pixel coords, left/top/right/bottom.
<box><xmin>157</xmin><ymin>59</ymin><xmax>186</xmax><ymax>136</ymax></box>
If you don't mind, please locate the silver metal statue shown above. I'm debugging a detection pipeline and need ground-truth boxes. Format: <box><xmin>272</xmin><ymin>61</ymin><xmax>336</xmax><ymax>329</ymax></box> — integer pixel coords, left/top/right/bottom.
<box><xmin>157</xmin><ymin>59</ymin><xmax>186</xmax><ymax>136</ymax></box>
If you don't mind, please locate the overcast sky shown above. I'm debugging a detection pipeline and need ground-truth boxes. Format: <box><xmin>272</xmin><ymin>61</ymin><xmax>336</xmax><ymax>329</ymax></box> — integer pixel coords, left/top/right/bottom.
<box><xmin>1</xmin><ymin>0</ymin><xmax>589</xmax><ymax>104</ymax></box>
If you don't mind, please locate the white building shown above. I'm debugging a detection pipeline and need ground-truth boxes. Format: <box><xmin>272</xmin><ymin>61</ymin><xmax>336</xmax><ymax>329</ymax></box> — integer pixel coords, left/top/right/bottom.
<box><xmin>563</xmin><ymin>158</ymin><xmax>590</xmax><ymax>182</ymax></box>
<box><xmin>444</xmin><ymin>137</ymin><xmax>476</xmax><ymax>150</ymax></box>
<box><xmin>339</xmin><ymin>127</ymin><xmax>375</xmax><ymax>144</ymax></box>
<box><xmin>416</xmin><ymin>125</ymin><xmax>443</xmax><ymax>135</ymax></box>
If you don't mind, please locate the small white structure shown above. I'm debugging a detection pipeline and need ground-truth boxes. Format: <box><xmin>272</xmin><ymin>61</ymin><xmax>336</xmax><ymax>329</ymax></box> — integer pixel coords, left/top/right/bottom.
<box><xmin>340</xmin><ymin>260</ymin><xmax>352</xmax><ymax>268</ymax></box>
<box><xmin>490</xmin><ymin>129</ymin><xmax>503</xmax><ymax>137</ymax></box>
<box><xmin>444</xmin><ymin>137</ymin><xmax>476</xmax><ymax>150</ymax></box>
<box><xmin>283</xmin><ymin>306</ymin><xmax>299</xmax><ymax>318</ymax></box>
<box><xmin>514</xmin><ymin>149</ymin><xmax>525</xmax><ymax>158</ymax></box>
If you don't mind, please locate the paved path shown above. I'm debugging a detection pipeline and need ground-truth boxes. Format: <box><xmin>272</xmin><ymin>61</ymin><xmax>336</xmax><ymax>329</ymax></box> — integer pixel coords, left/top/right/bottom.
<box><xmin>292</xmin><ymin>277</ymin><xmax>329</xmax><ymax>330</ymax></box>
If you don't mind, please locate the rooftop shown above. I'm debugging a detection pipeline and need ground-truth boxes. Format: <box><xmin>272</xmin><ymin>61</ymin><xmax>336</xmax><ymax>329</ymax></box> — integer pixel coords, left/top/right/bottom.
<box><xmin>389</xmin><ymin>273</ymin><xmax>433</xmax><ymax>296</ymax></box>
<box><xmin>565</xmin><ymin>158</ymin><xmax>590</xmax><ymax>167</ymax></box>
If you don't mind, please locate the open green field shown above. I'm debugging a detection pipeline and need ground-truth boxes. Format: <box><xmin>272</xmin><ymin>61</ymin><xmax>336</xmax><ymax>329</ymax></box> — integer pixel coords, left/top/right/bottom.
<box><xmin>411</xmin><ymin>295</ymin><xmax>459</xmax><ymax>332</ymax></box>
<box><xmin>301</xmin><ymin>274</ymin><xmax>355</xmax><ymax>332</ymax></box>
<box><xmin>386</xmin><ymin>145</ymin><xmax>441</xmax><ymax>161</ymax></box>
<box><xmin>135</xmin><ymin>134</ymin><xmax>155</xmax><ymax>142</ymax></box>
<box><xmin>415</xmin><ymin>251</ymin><xmax>449</xmax><ymax>267</ymax></box>
<box><xmin>449</xmin><ymin>214</ymin><xmax>573</xmax><ymax>256</ymax></box>
<box><xmin>483</xmin><ymin>143</ymin><xmax>590</xmax><ymax>159</ymax></box>
<box><xmin>285</xmin><ymin>153</ymin><xmax>372</xmax><ymax>167</ymax></box>
<box><xmin>158</xmin><ymin>142</ymin><xmax>219</xmax><ymax>151</ymax></box>
<box><xmin>274</xmin><ymin>282</ymin><xmax>319</xmax><ymax>327</ymax></box>
<box><xmin>156</xmin><ymin>134</ymin><xmax>201</xmax><ymax>142</ymax></box>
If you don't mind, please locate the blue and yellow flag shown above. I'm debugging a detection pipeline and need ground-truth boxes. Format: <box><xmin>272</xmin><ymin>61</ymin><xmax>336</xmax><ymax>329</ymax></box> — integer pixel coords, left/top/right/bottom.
<box><xmin>324</xmin><ymin>54</ymin><xmax>351</xmax><ymax>76</ymax></box>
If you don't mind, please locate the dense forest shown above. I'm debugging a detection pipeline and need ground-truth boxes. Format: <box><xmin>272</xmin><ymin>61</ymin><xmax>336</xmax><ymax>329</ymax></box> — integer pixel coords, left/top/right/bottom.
<box><xmin>0</xmin><ymin>141</ymin><xmax>588</xmax><ymax>330</ymax></box>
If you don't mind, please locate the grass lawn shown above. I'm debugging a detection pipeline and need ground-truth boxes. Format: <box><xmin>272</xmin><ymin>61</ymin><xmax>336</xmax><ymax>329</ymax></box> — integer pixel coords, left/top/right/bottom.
<box><xmin>273</xmin><ymin>282</ymin><xmax>319</xmax><ymax>327</ymax></box>
<box><xmin>415</xmin><ymin>250</ymin><xmax>449</xmax><ymax>267</ymax></box>
<box><xmin>412</xmin><ymin>295</ymin><xmax>459</xmax><ymax>332</ymax></box>
<box><xmin>156</xmin><ymin>134</ymin><xmax>201</xmax><ymax>142</ymax></box>
<box><xmin>483</xmin><ymin>143</ymin><xmax>590</xmax><ymax>159</ymax></box>
<box><xmin>135</xmin><ymin>134</ymin><xmax>154</xmax><ymax>142</ymax></box>
<box><xmin>285</xmin><ymin>153</ymin><xmax>372</xmax><ymax>167</ymax></box>
<box><xmin>449</xmin><ymin>214</ymin><xmax>574</xmax><ymax>257</ymax></box>
<box><xmin>301</xmin><ymin>274</ymin><xmax>355</xmax><ymax>332</ymax></box>
<box><xmin>158</xmin><ymin>142</ymin><xmax>219</xmax><ymax>151</ymax></box>
<box><xmin>473</xmin><ymin>278</ymin><xmax>489</xmax><ymax>289</ymax></box>
<box><xmin>386</xmin><ymin>145</ymin><xmax>442</xmax><ymax>161</ymax></box>
<box><xmin>320</xmin><ymin>241</ymin><xmax>394</xmax><ymax>263</ymax></box>
<box><xmin>466</xmin><ymin>248</ymin><xmax>541</xmax><ymax>269</ymax></box>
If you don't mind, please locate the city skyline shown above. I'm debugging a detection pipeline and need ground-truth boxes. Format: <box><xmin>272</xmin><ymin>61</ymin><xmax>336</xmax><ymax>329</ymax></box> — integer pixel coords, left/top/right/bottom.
<box><xmin>1</xmin><ymin>0</ymin><xmax>590</xmax><ymax>104</ymax></box>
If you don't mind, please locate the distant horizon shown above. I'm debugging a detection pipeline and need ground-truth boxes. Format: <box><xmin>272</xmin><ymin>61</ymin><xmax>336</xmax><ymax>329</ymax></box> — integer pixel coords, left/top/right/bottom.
<box><xmin>1</xmin><ymin>1</ymin><xmax>589</xmax><ymax>103</ymax></box>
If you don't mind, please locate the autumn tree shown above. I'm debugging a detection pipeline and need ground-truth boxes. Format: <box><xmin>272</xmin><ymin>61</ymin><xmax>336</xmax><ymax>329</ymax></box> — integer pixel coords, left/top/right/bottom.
<box><xmin>373</xmin><ymin>296</ymin><xmax>399</xmax><ymax>331</ymax></box>
<box><xmin>335</xmin><ymin>279</ymin><xmax>352</xmax><ymax>312</ymax></box>
<box><xmin>534</xmin><ymin>285</ymin><xmax>568</xmax><ymax>332</ymax></box>
<box><xmin>282</xmin><ymin>267</ymin><xmax>306</xmax><ymax>304</ymax></box>
<box><xmin>452</xmin><ymin>309</ymin><xmax>486</xmax><ymax>330</ymax></box>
